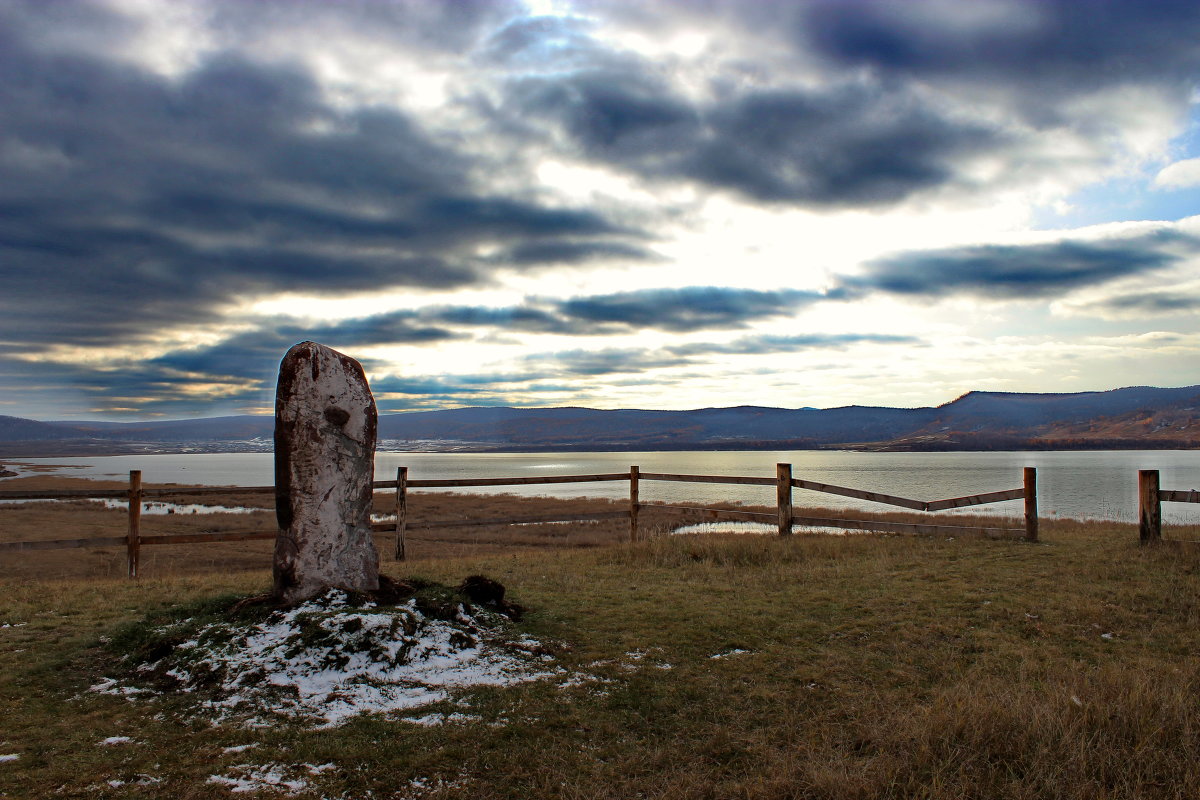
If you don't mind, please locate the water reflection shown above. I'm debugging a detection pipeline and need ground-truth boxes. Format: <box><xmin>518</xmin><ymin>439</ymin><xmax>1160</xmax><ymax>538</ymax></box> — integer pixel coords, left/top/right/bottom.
<box><xmin>671</xmin><ymin>521</ymin><xmax>870</xmax><ymax>536</ymax></box>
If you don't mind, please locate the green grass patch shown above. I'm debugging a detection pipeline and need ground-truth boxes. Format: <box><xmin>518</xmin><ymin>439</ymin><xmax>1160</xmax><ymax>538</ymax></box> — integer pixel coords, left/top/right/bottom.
<box><xmin>2</xmin><ymin>521</ymin><xmax>1199</xmax><ymax>798</ymax></box>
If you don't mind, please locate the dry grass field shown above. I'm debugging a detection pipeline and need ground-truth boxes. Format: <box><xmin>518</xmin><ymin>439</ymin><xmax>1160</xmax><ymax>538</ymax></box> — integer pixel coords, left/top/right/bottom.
<box><xmin>2</xmin><ymin>473</ymin><xmax>1200</xmax><ymax>799</ymax></box>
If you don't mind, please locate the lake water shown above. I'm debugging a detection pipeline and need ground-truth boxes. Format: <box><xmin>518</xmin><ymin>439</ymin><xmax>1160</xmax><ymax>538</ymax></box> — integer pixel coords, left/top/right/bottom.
<box><xmin>6</xmin><ymin>450</ymin><xmax>1200</xmax><ymax>525</ymax></box>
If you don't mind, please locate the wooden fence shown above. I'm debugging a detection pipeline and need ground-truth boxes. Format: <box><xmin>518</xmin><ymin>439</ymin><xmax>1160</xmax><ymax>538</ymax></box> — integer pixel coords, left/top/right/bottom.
<box><xmin>1</xmin><ymin>463</ymin><xmax>1039</xmax><ymax>577</ymax></box>
<box><xmin>1137</xmin><ymin>469</ymin><xmax>1200</xmax><ymax>544</ymax></box>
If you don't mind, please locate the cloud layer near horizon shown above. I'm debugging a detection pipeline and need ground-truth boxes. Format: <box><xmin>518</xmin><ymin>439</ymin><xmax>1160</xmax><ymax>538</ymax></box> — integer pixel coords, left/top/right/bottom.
<box><xmin>2</xmin><ymin>0</ymin><xmax>1199</xmax><ymax>418</ymax></box>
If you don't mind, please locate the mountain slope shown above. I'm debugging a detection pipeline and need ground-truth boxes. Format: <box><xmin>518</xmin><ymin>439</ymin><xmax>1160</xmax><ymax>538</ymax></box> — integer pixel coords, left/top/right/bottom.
<box><xmin>880</xmin><ymin>386</ymin><xmax>1200</xmax><ymax>450</ymax></box>
<box><xmin>933</xmin><ymin>385</ymin><xmax>1200</xmax><ymax>431</ymax></box>
<box><xmin>0</xmin><ymin>416</ymin><xmax>82</xmax><ymax>441</ymax></box>
<box><xmin>376</xmin><ymin>405</ymin><xmax>936</xmax><ymax>447</ymax></box>
<box><xmin>1</xmin><ymin>384</ymin><xmax>1197</xmax><ymax>454</ymax></box>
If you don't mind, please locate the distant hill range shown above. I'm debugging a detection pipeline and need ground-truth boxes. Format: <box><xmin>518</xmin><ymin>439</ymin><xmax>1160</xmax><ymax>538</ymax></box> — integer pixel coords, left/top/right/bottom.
<box><xmin>2</xmin><ymin>384</ymin><xmax>1198</xmax><ymax>456</ymax></box>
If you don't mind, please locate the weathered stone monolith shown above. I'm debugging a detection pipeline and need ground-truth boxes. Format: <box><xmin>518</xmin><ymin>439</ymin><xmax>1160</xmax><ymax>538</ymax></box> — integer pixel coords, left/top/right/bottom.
<box><xmin>273</xmin><ymin>341</ymin><xmax>380</xmax><ymax>603</ymax></box>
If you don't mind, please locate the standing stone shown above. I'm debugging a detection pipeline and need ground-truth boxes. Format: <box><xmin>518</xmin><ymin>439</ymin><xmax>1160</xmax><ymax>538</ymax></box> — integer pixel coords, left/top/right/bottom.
<box><xmin>273</xmin><ymin>341</ymin><xmax>380</xmax><ymax>603</ymax></box>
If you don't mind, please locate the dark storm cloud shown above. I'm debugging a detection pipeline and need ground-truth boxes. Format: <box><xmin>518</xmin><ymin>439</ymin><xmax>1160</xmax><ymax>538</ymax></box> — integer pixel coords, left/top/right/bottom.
<box><xmin>490</xmin><ymin>240</ymin><xmax>657</xmax><ymax>266</ymax></box>
<box><xmin>805</xmin><ymin>0</ymin><xmax>1200</xmax><ymax>90</ymax></box>
<box><xmin>0</xmin><ymin>3</ymin><xmax>648</xmax><ymax>351</ymax></box>
<box><xmin>685</xmin><ymin>86</ymin><xmax>1001</xmax><ymax>205</ymax></box>
<box><xmin>498</xmin><ymin>15</ymin><xmax>994</xmax><ymax>207</ymax></box>
<box><xmin>479</xmin><ymin>13</ymin><xmax>609</xmax><ymax>68</ymax></box>
<box><xmin>587</xmin><ymin>0</ymin><xmax>1200</xmax><ymax>97</ymax></box>
<box><xmin>421</xmin><ymin>306</ymin><xmax>572</xmax><ymax>334</ymax></box>
<box><xmin>38</xmin><ymin>214</ymin><xmax>1181</xmax><ymax>415</ymax></box>
<box><xmin>27</xmin><ymin>312</ymin><xmax>464</xmax><ymax>415</ymax></box>
<box><xmin>210</xmin><ymin>0</ymin><xmax>523</xmax><ymax>54</ymax></box>
<box><xmin>505</xmin><ymin>69</ymin><xmax>1000</xmax><ymax>206</ymax></box>
<box><xmin>558</xmin><ymin>287</ymin><xmax>824</xmax><ymax>332</ymax></box>
<box><xmin>0</xmin><ymin>352</ymin><xmax>267</xmax><ymax>418</ymax></box>
<box><xmin>368</xmin><ymin>376</ymin><xmax>493</xmax><ymax>398</ymax></box>
<box><xmin>29</xmin><ymin>283</ymin><xmax>821</xmax><ymax>414</ymax></box>
<box><xmin>1</xmin><ymin>310</ymin><xmax>485</xmax><ymax>417</ymax></box>
<box><xmin>501</xmin><ymin>0</ymin><xmax>1200</xmax><ymax>205</ymax></box>
<box><xmin>523</xmin><ymin>331</ymin><xmax>917</xmax><ymax>378</ymax></box>
<box><xmin>525</xmin><ymin>348</ymin><xmax>690</xmax><ymax>376</ymax></box>
<box><xmin>839</xmin><ymin>232</ymin><xmax>1196</xmax><ymax>300</ymax></box>
<box><xmin>373</xmin><ymin>376</ymin><xmax>584</xmax><ymax>412</ymax></box>
<box><xmin>150</xmin><ymin>316</ymin><xmax>461</xmax><ymax>381</ymax></box>
<box><xmin>508</xmin><ymin>68</ymin><xmax>699</xmax><ymax>157</ymax></box>
<box><xmin>668</xmin><ymin>333</ymin><xmax>921</xmax><ymax>357</ymax></box>
<box><xmin>1083</xmin><ymin>292</ymin><xmax>1200</xmax><ymax>317</ymax></box>
<box><xmin>414</xmin><ymin>287</ymin><xmax>820</xmax><ymax>335</ymax></box>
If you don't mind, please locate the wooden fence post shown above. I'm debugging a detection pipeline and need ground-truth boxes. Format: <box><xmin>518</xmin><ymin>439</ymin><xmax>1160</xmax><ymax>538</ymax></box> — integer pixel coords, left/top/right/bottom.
<box><xmin>1023</xmin><ymin>467</ymin><xmax>1038</xmax><ymax>542</ymax></box>
<box><xmin>630</xmin><ymin>466</ymin><xmax>640</xmax><ymax>542</ymax></box>
<box><xmin>1139</xmin><ymin>469</ymin><xmax>1161</xmax><ymax>544</ymax></box>
<box><xmin>394</xmin><ymin>467</ymin><xmax>407</xmax><ymax>561</ymax></box>
<box><xmin>777</xmin><ymin>463</ymin><xmax>792</xmax><ymax>536</ymax></box>
<box><xmin>127</xmin><ymin>470</ymin><xmax>142</xmax><ymax>579</ymax></box>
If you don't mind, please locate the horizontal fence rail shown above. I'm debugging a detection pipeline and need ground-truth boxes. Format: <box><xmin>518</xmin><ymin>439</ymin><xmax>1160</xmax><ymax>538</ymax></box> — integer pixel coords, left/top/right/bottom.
<box><xmin>1159</xmin><ymin>489</ymin><xmax>1200</xmax><ymax>504</ymax></box>
<box><xmin>792</xmin><ymin>478</ymin><xmax>928</xmax><ymax>512</ymax></box>
<box><xmin>639</xmin><ymin>472</ymin><xmax>776</xmax><ymax>486</ymax></box>
<box><xmin>404</xmin><ymin>473</ymin><xmax>629</xmax><ymax>488</ymax></box>
<box><xmin>1</xmin><ymin>463</ymin><xmax>1045</xmax><ymax>575</ymax></box>
<box><xmin>925</xmin><ymin>488</ymin><xmax>1027</xmax><ymax>512</ymax></box>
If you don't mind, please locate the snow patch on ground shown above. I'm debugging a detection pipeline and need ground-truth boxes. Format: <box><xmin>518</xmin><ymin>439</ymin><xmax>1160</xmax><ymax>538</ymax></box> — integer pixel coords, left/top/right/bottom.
<box><xmin>557</xmin><ymin>672</ymin><xmax>614</xmax><ymax>690</ymax></box>
<box><xmin>88</xmin><ymin>677</ymin><xmax>149</xmax><ymax>698</ymax></box>
<box><xmin>401</xmin><ymin>711</ymin><xmax>480</xmax><ymax>726</ymax></box>
<box><xmin>104</xmin><ymin>775</ymin><xmax>161</xmax><ymax>788</ymax></box>
<box><xmin>709</xmin><ymin>648</ymin><xmax>751</xmax><ymax>659</ymax></box>
<box><xmin>96</xmin><ymin>589</ymin><xmax>557</xmax><ymax>729</ymax></box>
<box><xmin>0</xmin><ymin>754</ymin><xmax>19</xmax><ymax>764</ymax></box>
<box><xmin>99</xmin><ymin>735</ymin><xmax>134</xmax><ymax>745</ymax></box>
<box><xmin>207</xmin><ymin>763</ymin><xmax>311</xmax><ymax>795</ymax></box>
<box><xmin>398</xmin><ymin>775</ymin><xmax>467</xmax><ymax>799</ymax></box>
<box><xmin>207</xmin><ymin>762</ymin><xmax>334</xmax><ymax>795</ymax></box>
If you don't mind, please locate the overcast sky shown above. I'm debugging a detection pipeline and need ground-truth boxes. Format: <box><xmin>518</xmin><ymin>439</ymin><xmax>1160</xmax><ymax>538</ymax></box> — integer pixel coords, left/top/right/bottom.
<box><xmin>3</xmin><ymin>0</ymin><xmax>1200</xmax><ymax>420</ymax></box>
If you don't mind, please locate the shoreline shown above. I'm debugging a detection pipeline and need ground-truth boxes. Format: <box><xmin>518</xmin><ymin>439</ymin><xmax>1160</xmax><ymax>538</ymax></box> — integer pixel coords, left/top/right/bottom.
<box><xmin>4</xmin><ymin>443</ymin><xmax>1199</xmax><ymax>460</ymax></box>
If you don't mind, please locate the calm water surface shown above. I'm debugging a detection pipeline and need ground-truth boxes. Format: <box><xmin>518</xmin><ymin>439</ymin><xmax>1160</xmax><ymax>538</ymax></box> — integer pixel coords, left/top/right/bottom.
<box><xmin>7</xmin><ymin>450</ymin><xmax>1200</xmax><ymax>524</ymax></box>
